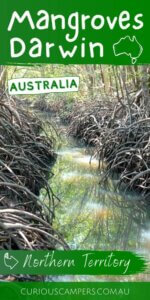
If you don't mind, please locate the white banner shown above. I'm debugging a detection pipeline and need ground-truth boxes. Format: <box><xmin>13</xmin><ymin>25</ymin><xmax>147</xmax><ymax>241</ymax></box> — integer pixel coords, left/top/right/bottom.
<box><xmin>8</xmin><ymin>77</ymin><xmax>79</xmax><ymax>95</ymax></box>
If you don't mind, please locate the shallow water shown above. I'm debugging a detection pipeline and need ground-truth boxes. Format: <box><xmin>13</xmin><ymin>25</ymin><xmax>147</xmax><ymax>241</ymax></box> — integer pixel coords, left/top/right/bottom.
<box><xmin>52</xmin><ymin>144</ymin><xmax>143</xmax><ymax>249</ymax></box>
<box><xmin>40</xmin><ymin>113</ymin><xmax>150</xmax><ymax>281</ymax></box>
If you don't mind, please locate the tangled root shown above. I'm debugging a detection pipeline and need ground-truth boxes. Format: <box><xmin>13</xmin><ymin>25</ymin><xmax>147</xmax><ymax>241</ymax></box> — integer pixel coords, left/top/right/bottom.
<box><xmin>0</xmin><ymin>95</ymin><xmax>68</xmax><ymax>250</ymax></box>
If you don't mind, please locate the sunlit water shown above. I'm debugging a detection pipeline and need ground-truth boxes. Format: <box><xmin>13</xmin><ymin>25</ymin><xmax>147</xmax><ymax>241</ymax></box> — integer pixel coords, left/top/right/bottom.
<box><xmin>39</xmin><ymin>113</ymin><xmax>150</xmax><ymax>282</ymax></box>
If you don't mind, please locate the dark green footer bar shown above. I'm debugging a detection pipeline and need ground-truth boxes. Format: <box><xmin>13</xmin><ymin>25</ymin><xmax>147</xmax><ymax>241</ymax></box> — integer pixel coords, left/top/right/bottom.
<box><xmin>0</xmin><ymin>282</ymin><xmax>150</xmax><ymax>300</ymax></box>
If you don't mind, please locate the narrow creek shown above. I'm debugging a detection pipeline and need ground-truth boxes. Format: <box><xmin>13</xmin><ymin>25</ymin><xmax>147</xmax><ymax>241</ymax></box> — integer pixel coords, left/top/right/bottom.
<box><xmin>40</xmin><ymin>113</ymin><xmax>150</xmax><ymax>281</ymax></box>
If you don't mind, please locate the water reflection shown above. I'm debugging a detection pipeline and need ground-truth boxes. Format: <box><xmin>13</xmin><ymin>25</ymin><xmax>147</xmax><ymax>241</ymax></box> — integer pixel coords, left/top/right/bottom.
<box><xmin>39</xmin><ymin>113</ymin><xmax>150</xmax><ymax>282</ymax></box>
<box><xmin>49</xmin><ymin>141</ymin><xmax>148</xmax><ymax>254</ymax></box>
